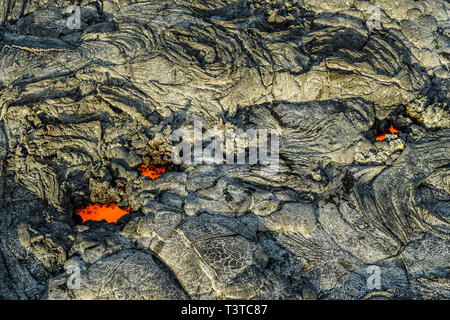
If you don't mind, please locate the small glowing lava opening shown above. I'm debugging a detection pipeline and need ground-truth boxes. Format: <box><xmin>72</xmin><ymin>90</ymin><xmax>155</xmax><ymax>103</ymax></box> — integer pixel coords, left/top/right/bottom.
<box><xmin>137</xmin><ymin>159</ymin><xmax>181</xmax><ymax>180</ymax></box>
<box><xmin>74</xmin><ymin>202</ymin><xmax>130</xmax><ymax>223</ymax></box>
<box><xmin>388</xmin><ymin>125</ymin><xmax>399</xmax><ymax>134</ymax></box>
<box><xmin>375</xmin><ymin>132</ymin><xmax>386</xmax><ymax>141</ymax></box>
<box><xmin>373</xmin><ymin>123</ymin><xmax>400</xmax><ymax>141</ymax></box>
<box><xmin>137</xmin><ymin>163</ymin><xmax>167</xmax><ymax>179</ymax></box>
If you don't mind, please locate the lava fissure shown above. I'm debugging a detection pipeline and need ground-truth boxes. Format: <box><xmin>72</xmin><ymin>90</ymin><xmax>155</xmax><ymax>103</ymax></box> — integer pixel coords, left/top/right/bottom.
<box><xmin>137</xmin><ymin>163</ymin><xmax>167</xmax><ymax>179</ymax></box>
<box><xmin>137</xmin><ymin>161</ymin><xmax>181</xmax><ymax>179</ymax></box>
<box><xmin>74</xmin><ymin>202</ymin><xmax>130</xmax><ymax>223</ymax></box>
<box><xmin>373</xmin><ymin>118</ymin><xmax>401</xmax><ymax>141</ymax></box>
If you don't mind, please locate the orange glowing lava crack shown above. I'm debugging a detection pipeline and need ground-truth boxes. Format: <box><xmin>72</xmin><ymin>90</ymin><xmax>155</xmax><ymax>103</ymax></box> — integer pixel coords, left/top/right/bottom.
<box><xmin>388</xmin><ymin>125</ymin><xmax>399</xmax><ymax>134</ymax></box>
<box><xmin>75</xmin><ymin>202</ymin><xmax>130</xmax><ymax>223</ymax></box>
<box><xmin>137</xmin><ymin>163</ymin><xmax>167</xmax><ymax>179</ymax></box>
<box><xmin>375</xmin><ymin>125</ymin><xmax>400</xmax><ymax>141</ymax></box>
<box><xmin>376</xmin><ymin>133</ymin><xmax>386</xmax><ymax>141</ymax></box>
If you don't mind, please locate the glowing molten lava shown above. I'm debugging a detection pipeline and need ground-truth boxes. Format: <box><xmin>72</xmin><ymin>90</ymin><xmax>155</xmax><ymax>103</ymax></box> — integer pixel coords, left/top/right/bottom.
<box><xmin>137</xmin><ymin>163</ymin><xmax>167</xmax><ymax>179</ymax></box>
<box><xmin>75</xmin><ymin>202</ymin><xmax>130</xmax><ymax>223</ymax></box>
<box><xmin>374</xmin><ymin>124</ymin><xmax>400</xmax><ymax>141</ymax></box>
<box><xmin>376</xmin><ymin>133</ymin><xmax>386</xmax><ymax>141</ymax></box>
<box><xmin>388</xmin><ymin>125</ymin><xmax>399</xmax><ymax>134</ymax></box>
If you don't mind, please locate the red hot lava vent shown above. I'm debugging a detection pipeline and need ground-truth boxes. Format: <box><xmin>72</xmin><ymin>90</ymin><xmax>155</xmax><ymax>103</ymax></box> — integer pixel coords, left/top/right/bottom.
<box><xmin>373</xmin><ymin>118</ymin><xmax>400</xmax><ymax>141</ymax></box>
<box><xmin>74</xmin><ymin>202</ymin><xmax>130</xmax><ymax>223</ymax></box>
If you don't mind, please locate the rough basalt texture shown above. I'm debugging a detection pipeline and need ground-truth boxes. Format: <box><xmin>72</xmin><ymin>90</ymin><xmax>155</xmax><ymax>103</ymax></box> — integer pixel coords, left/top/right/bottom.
<box><xmin>0</xmin><ymin>0</ymin><xmax>448</xmax><ymax>300</ymax></box>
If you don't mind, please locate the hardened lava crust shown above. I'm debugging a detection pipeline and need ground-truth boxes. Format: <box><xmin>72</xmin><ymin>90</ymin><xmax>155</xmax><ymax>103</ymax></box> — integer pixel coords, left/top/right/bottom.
<box><xmin>0</xmin><ymin>0</ymin><xmax>448</xmax><ymax>300</ymax></box>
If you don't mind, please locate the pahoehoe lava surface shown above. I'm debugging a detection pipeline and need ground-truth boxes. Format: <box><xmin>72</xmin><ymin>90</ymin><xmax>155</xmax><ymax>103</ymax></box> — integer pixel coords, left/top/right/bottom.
<box><xmin>0</xmin><ymin>0</ymin><xmax>449</xmax><ymax>300</ymax></box>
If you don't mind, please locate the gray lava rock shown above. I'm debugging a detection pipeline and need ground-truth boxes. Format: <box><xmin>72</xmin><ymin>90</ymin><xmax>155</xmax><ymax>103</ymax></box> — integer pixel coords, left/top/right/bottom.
<box><xmin>0</xmin><ymin>0</ymin><xmax>448</xmax><ymax>300</ymax></box>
